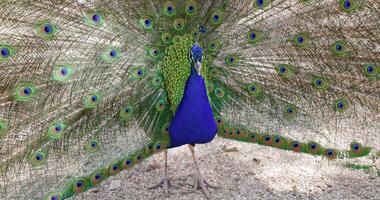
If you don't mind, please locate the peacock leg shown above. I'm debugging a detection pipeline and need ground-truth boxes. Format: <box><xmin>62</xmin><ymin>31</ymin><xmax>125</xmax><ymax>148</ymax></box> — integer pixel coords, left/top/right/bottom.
<box><xmin>148</xmin><ymin>149</ymin><xmax>177</xmax><ymax>195</ymax></box>
<box><xmin>188</xmin><ymin>144</ymin><xmax>217</xmax><ymax>199</ymax></box>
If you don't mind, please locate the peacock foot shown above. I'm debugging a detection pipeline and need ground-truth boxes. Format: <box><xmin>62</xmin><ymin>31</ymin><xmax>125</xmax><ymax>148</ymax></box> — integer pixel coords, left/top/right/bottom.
<box><xmin>187</xmin><ymin>175</ymin><xmax>218</xmax><ymax>199</ymax></box>
<box><xmin>149</xmin><ymin>178</ymin><xmax>178</xmax><ymax>196</ymax></box>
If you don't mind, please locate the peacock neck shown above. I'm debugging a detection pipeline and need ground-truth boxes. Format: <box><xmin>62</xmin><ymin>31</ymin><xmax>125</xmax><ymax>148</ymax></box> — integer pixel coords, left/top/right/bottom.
<box><xmin>190</xmin><ymin>62</ymin><xmax>200</xmax><ymax>78</ymax></box>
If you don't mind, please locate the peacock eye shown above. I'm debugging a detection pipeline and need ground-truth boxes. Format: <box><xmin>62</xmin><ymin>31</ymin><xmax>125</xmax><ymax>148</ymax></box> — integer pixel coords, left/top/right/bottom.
<box><xmin>43</xmin><ymin>24</ymin><xmax>53</xmax><ymax>34</ymax></box>
<box><xmin>30</xmin><ymin>151</ymin><xmax>47</xmax><ymax>166</ymax></box>
<box><xmin>36</xmin><ymin>154</ymin><xmax>42</xmax><ymax>160</ymax></box>
<box><xmin>140</xmin><ymin>16</ymin><xmax>154</xmax><ymax>29</ymax></box>
<box><xmin>85</xmin><ymin>140</ymin><xmax>100</xmax><ymax>153</ymax></box>
<box><xmin>185</xmin><ymin>1</ymin><xmax>197</xmax><ymax>15</ymax></box>
<box><xmin>335</xmin><ymin>44</ymin><xmax>343</xmax><ymax>52</ymax></box>
<box><xmin>310</xmin><ymin>143</ymin><xmax>316</xmax><ymax>149</ymax></box>
<box><xmin>137</xmin><ymin>69</ymin><xmax>143</xmax><ymax>76</ymax></box>
<box><xmin>161</xmin><ymin>32</ymin><xmax>172</xmax><ymax>44</ymax></box>
<box><xmin>92</xmin><ymin>14</ymin><xmax>100</xmax><ymax>22</ymax></box>
<box><xmin>112</xmin><ymin>164</ymin><xmax>118</xmax><ymax>170</ymax></box>
<box><xmin>60</xmin><ymin>67</ymin><xmax>68</xmax><ymax>76</ymax></box>
<box><xmin>264</xmin><ymin>135</ymin><xmax>271</xmax><ymax>141</ymax></box>
<box><xmin>15</xmin><ymin>84</ymin><xmax>37</xmax><ymax>102</ymax></box>
<box><xmin>335</xmin><ymin>99</ymin><xmax>348</xmax><ymax>112</ymax></box>
<box><xmin>91</xmin><ymin>141</ymin><xmax>96</xmax><ymax>147</ymax></box>
<box><xmin>84</xmin><ymin>93</ymin><xmax>101</xmax><ymax>108</ymax></box>
<box><xmin>91</xmin><ymin>95</ymin><xmax>98</xmax><ymax>102</ymax></box>
<box><xmin>331</xmin><ymin>40</ymin><xmax>350</xmax><ymax>56</ymax></box>
<box><xmin>344</xmin><ymin>0</ymin><xmax>351</xmax><ymax>9</ymax></box>
<box><xmin>23</xmin><ymin>87</ymin><xmax>31</xmax><ymax>96</ymax></box>
<box><xmin>311</xmin><ymin>76</ymin><xmax>329</xmax><ymax>90</ymax></box>
<box><xmin>225</xmin><ymin>54</ymin><xmax>239</xmax><ymax>66</ymax></box>
<box><xmin>102</xmin><ymin>47</ymin><xmax>120</xmax><ymax>62</ymax></box>
<box><xmin>366</xmin><ymin>66</ymin><xmax>374</xmax><ymax>73</ymax></box>
<box><xmin>293</xmin><ymin>143</ymin><xmax>299</xmax><ymax>148</ymax></box>
<box><xmin>214</xmin><ymin>88</ymin><xmax>225</xmax><ymax>98</ymax></box>
<box><xmin>279</xmin><ymin>65</ymin><xmax>287</xmax><ymax>73</ymax></box>
<box><xmin>254</xmin><ymin>0</ymin><xmax>270</xmax><ymax>9</ymax></box>
<box><xmin>287</xmin><ymin>108</ymin><xmax>293</xmax><ymax>113</ymax></box>
<box><xmin>109</xmin><ymin>50</ymin><xmax>117</xmax><ymax>57</ymax></box>
<box><xmin>76</xmin><ymin>181</ymin><xmax>83</xmax><ymax>187</ymax></box>
<box><xmin>210</xmin><ymin>10</ymin><xmax>223</xmax><ymax>25</ymax></box>
<box><xmin>54</xmin><ymin>124</ymin><xmax>62</xmax><ymax>132</ymax></box>
<box><xmin>297</xmin><ymin>36</ymin><xmax>304</xmax><ymax>44</ymax></box>
<box><xmin>150</xmin><ymin>47</ymin><xmax>160</xmax><ymax>58</ymax></box>
<box><xmin>95</xmin><ymin>174</ymin><xmax>101</xmax><ymax>180</ymax></box>
<box><xmin>1</xmin><ymin>47</ymin><xmax>10</xmax><ymax>58</ymax></box>
<box><xmin>352</xmin><ymin>143</ymin><xmax>359</xmax><ymax>150</ymax></box>
<box><xmin>173</xmin><ymin>18</ymin><xmax>185</xmax><ymax>30</ymax></box>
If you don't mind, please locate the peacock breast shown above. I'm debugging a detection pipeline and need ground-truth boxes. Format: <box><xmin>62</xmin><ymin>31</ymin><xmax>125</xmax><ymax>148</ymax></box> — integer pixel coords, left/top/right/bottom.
<box><xmin>168</xmin><ymin>72</ymin><xmax>217</xmax><ymax>148</ymax></box>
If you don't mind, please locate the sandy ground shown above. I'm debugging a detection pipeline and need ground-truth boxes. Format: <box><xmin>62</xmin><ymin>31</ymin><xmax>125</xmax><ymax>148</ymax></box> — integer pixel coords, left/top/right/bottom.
<box><xmin>71</xmin><ymin>138</ymin><xmax>380</xmax><ymax>200</ymax></box>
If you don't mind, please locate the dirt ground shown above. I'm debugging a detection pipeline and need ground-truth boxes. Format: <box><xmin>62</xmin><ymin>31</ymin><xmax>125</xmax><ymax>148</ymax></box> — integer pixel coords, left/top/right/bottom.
<box><xmin>71</xmin><ymin>138</ymin><xmax>380</xmax><ymax>200</ymax></box>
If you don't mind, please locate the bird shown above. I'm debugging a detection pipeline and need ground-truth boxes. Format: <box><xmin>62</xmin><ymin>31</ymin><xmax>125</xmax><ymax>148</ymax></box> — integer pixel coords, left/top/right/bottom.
<box><xmin>0</xmin><ymin>0</ymin><xmax>379</xmax><ymax>199</ymax></box>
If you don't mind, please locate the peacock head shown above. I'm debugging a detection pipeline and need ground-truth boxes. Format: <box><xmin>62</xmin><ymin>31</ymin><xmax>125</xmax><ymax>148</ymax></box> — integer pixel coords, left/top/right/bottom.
<box><xmin>189</xmin><ymin>44</ymin><xmax>203</xmax><ymax>76</ymax></box>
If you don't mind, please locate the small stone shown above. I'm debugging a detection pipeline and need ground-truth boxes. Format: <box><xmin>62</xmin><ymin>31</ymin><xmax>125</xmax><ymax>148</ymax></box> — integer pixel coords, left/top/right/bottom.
<box><xmin>146</xmin><ymin>160</ymin><xmax>161</xmax><ymax>171</ymax></box>
<box><xmin>109</xmin><ymin>180</ymin><xmax>121</xmax><ymax>190</ymax></box>
<box><xmin>253</xmin><ymin>158</ymin><xmax>260</xmax><ymax>163</ymax></box>
<box><xmin>185</xmin><ymin>176</ymin><xmax>195</xmax><ymax>186</ymax></box>
<box><xmin>222</xmin><ymin>145</ymin><xmax>239</xmax><ymax>152</ymax></box>
<box><xmin>90</xmin><ymin>188</ymin><xmax>100</xmax><ymax>193</ymax></box>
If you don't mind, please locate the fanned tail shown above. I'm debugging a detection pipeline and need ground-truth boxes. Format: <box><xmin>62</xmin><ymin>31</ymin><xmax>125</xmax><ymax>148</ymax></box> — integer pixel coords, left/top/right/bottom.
<box><xmin>203</xmin><ymin>0</ymin><xmax>379</xmax><ymax>160</ymax></box>
<box><xmin>0</xmin><ymin>1</ymin><xmax>171</xmax><ymax>199</ymax></box>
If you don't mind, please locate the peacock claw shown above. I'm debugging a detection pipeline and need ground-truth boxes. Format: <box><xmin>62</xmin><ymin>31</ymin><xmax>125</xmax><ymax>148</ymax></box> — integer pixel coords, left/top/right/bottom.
<box><xmin>191</xmin><ymin>176</ymin><xmax>218</xmax><ymax>190</ymax></box>
<box><xmin>188</xmin><ymin>175</ymin><xmax>217</xmax><ymax>199</ymax></box>
<box><xmin>149</xmin><ymin>178</ymin><xmax>178</xmax><ymax>196</ymax></box>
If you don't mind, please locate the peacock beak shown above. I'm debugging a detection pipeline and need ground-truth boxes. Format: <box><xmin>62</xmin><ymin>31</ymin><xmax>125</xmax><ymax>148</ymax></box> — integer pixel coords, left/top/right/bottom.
<box><xmin>195</xmin><ymin>61</ymin><xmax>202</xmax><ymax>76</ymax></box>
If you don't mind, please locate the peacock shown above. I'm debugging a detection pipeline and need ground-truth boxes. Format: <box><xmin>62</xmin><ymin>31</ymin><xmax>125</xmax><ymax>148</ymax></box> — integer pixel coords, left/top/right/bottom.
<box><xmin>0</xmin><ymin>0</ymin><xmax>379</xmax><ymax>199</ymax></box>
